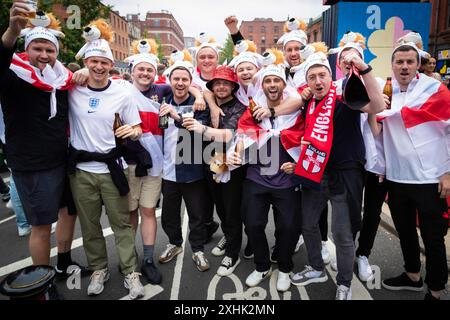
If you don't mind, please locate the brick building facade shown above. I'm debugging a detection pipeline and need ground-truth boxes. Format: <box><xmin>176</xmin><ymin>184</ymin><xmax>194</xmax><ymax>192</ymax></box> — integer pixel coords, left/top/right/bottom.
<box><xmin>240</xmin><ymin>18</ymin><xmax>285</xmax><ymax>54</ymax></box>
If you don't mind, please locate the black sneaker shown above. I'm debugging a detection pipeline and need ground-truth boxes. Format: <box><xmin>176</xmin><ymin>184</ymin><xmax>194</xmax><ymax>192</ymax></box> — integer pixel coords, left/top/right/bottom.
<box><xmin>55</xmin><ymin>262</ymin><xmax>89</xmax><ymax>279</ymax></box>
<box><xmin>205</xmin><ymin>220</ymin><xmax>219</xmax><ymax>243</ymax></box>
<box><xmin>141</xmin><ymin>260</ymin><xmax>162</xmax><ymax>285</ymax></box>
<box><xmin>382</xmin><ymin>272</ymin><xmax>424</xmax><ymax>291</ymax></box>
<box><xmin>243</xmin><ymin>242</ymin><xmax>254</xmax><ymax>259</ymax></box>
<box><xmin>424</xmin><ymin>290</ymin><xmax>440</xmax><ymax>300</ymax></box>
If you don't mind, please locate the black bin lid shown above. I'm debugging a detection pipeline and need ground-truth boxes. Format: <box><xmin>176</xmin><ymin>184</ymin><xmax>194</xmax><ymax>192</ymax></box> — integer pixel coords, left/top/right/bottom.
<box><xmin>0</xmin><ymin>265</ymin><xmax>56</xmax><ymax>298</ymax></box>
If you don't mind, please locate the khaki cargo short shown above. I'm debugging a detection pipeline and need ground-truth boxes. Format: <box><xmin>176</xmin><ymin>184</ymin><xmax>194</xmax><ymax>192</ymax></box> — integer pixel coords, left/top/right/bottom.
<box><xmin>127</xmin><ymin>164</ymin><xmax>162</xmax><ymax>210</ymax></box>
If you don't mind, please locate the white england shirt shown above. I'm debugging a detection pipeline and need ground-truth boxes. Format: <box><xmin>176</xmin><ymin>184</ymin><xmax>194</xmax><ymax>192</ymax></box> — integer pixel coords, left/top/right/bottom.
<box><xmin>69</xmin><ymin>80</ymin><xmax>141</xmax><ymax>174</ymax></box>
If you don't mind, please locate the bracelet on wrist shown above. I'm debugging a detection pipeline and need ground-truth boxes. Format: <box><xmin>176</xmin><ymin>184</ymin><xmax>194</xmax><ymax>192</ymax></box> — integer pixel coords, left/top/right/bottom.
<box><xmin>359</xmin><ymin>65</ymin><xmax>372</xmax><ymax>75</ymax></box>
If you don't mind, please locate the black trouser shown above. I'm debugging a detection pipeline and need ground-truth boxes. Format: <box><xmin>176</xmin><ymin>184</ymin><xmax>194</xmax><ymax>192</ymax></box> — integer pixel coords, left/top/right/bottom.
<box><xmin>161</xmin><ymin>179</ymin><xmax>208</xmax><ymax>252</ymax></box>
<box><xmin>207</xmin><ymin>166</ymin><xmax>247</xmax><ymax>260</ymax></box>
<box><xmin>387</xmin><ymin>181</ymin><xmax>448</xmax><ymax>291</ymax></box>
<box><xmin>203</xmin><ymin>166</ymin><xmax>217</xmax><ymax>228</ymax></box>
<box><xmin>356</xmin><ymin>171</ymin><xmax>388</xmax><ymax>257</ymax></box>
<box><xmin>242</xmin><ymin>179</ymin><xmax>301</xmax><ymax>273</ymax></box>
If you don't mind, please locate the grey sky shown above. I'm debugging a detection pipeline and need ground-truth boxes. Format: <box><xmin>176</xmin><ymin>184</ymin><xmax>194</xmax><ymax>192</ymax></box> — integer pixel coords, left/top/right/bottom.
<box><xmin>103</xmin><ymin>0</ymin><xmax>328</xmax><ymax>45</ymax></box>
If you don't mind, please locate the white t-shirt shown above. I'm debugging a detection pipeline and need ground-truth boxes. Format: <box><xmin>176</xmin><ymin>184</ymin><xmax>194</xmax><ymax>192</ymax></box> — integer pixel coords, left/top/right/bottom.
<box><xmin>69</xmin><ymin>80</ymin><xmax>141</xmax><ymax>174</ymax></box>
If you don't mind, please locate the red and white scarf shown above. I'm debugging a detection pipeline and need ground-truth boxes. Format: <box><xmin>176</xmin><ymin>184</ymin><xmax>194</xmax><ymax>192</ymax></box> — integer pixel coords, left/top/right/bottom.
<box><xmin>294</xmin><ymin>82</ymin><xmax>338</xmax><ymax>187</ymax></box>
<box><xmin>10</xmin><ymin>53</ymin><xmax>73</xmax><ymax>119</ymax></box>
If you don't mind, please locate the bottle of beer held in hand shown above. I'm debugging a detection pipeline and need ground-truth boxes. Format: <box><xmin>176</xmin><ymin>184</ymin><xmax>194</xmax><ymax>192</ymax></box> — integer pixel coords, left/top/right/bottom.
<box><xmin>383</xmin><ymin>77</ymin><xmax>393</xmax><ymax>110</ymax></box>
<box><xmin>113</xmin><ymin>113</ymin><xmax>126</xmax><ymax>146</ymax></box>
<box><xmin>158</xmin><ymin>97</ymin><xmax>169</xmax><ymax>129</ymax></box>
<box><xmin>248</xmin><ymin>96</ymin><xmax>261</xmax><ymax>124</ymax></box>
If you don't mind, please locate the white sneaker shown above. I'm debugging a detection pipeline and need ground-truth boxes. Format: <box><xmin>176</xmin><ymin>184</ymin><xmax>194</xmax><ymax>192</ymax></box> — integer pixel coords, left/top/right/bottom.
<box><xmin>192</xmin><ymin>251</ymin><xmax>210</xmax><ymax>272</ymax></box>
<box><xmin>321</xmin><ymin>241</ymin><xmax>331</xmax><ymax>264</ymax></box>
<box><xmin>291</xmin><ymin>265</ymin><xmax>328</xmax><ymax>286</ymax></box>
<box><xmin>87</xmin><ymin>268</ymin><xmax>110</xmax><ymax>296</ymax></box>
<box><xmin>6</xmin><ymin>200</ymin><xmax>12</xmax><ymax>209</ymax></box>
<box><xmin>51</xmin><ymin>222</ymin><xmax>57</xmax><ymax>234</ymax></box>
<box><xmin>124</xmin><ymin>272</ymin><xmax>145</xmax><ymax>300</ymax></box>
<box><xmin>217</xmin><ymin>256</ymin><xmax>240</xmax><ymax>276</ymax></box>
<box><xmin>335</xmin><ymin>285</ymin><xmax>352</xmax><ymax>300</ymax></box>
<box><xmin>245</xmin><ymin>267</ymin><xmax>272</xmax><ymax>287</ymax></box>
<box><xmin>277</xmin><ymin>271</ymin><xmax>291</xmax><ymax>292</ymax></box>
<box><xmin>18</xmin><ymin>226</ymin><xmax>32</xmax><ymax>237</ymax></box>
<box><xmin>294</xmin><ymin>235</ymin><xmax>304</xmax><ymax>253</ymax></box>
<box><xmin>211</xmin><ymin>236</ymin><xmax>227</xmax><ymax>257</ymax></box>
<box><xmin>357</xmin><ymin>255</ymin><xmax>374</xmax><ymax>282</ymax></box>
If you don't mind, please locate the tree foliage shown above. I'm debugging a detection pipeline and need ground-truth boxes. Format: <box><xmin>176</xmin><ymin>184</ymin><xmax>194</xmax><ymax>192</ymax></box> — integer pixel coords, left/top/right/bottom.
<box><xmin>219</xmin><ymin>34</ymin><xmax>234</xmax><ymax>65</ymax></box>
<box><xmin>0</xmin><ymin>0</ymin><xmax>111</xmax><ymax>64</ymax></box>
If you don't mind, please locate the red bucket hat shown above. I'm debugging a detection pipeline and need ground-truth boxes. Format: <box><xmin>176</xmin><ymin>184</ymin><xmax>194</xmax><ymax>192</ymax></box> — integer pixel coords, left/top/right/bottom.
<box><xmin>206</xmin><ymin>65</ymin><xmax>240</xmax><ymax>93</ymax></box>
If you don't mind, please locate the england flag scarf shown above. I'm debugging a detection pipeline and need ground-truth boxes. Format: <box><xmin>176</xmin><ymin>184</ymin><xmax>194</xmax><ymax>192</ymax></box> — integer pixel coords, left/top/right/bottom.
<box><xmin>294</xmin><ymin>82</ymin><xmax>338</xmax><ymax>188</ymax></box>
<box><xmin>10</xmin><ymin>53</ymin><xmax>73</xmax><ymax>119</ymax></box>
<box><xmin>117</xmin><ymin>80</ymin><xmax>164</xmax><ymax>176</ymax></box>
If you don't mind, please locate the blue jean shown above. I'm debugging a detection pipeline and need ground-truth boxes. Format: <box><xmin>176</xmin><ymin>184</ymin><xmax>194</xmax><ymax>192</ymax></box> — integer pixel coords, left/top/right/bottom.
<box><xmin>9</xmin><ymin>175</ymin><xmax>30</xmax><ymax>229</ymax></box>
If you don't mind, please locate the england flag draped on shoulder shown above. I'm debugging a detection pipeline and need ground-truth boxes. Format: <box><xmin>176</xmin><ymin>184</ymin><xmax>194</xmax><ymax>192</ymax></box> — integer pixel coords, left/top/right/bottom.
<box><xmin>114</xmin><ymin>79</ymin><xmax>163</xmax><ymax>177</ymax></box>
<box><xmin>377</xmin><ymin>72</ymin><xmax>450</xmax><ymax>180</ymax></box>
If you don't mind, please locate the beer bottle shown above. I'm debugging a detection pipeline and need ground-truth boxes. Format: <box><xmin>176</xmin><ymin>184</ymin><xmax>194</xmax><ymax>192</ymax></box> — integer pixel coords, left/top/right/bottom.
<box><xmin>248</xmin><ymin>96</ymin><xmax>261</xmax><ymax>124</ymax></box>
<box><xmin>383</xmin><ymin>77</ymin><xmax>393</xmax><ymax>110</ymax></box>
<box><xmin>158</xmin><ymin>97</ymin><xmax>169</xmax><ymax>129</ymax></box>
<box><xmin>113</xmin><ymin>113</ymin><xmax>126</xmax><ymax>146</ymax></box>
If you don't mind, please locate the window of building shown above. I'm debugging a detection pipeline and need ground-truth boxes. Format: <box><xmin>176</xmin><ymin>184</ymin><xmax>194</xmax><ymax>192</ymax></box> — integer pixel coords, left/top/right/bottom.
<box><xmin>248</xmin><ymin>26</ymin><xmax>253</xmax><ymax>33</ymax></box>
<box><xmin>261</xmin><ymin>36</ymin><xmax>266</xmax><ymax>45</ymax></box>
<box><xmin>313</xmin><ymin>30</ymin><xmax>318</xmax><ymax>42</ymax></box>
<box><xmin>274</xmin><ymin>37</ymin><xmax>278</xmax><ymax>44</ymax></box>
<box><xmin>261</xmin><ymin>26</ymin><xmax>266</xmax><ymax>33</ymax></box>
<box><xmin>248</xmin><ymin>35</ymin><xmax>253</xmax><ymax>41</ymax></box>
<box><xmin>154</xmin><ymin>19</ymin><xmax>160</xmax><ymax>27</ymax></box>
<box><xmin>274</xmin><ymin>26</ymin><xmax>279</xmax><ymax>33</ymax></box>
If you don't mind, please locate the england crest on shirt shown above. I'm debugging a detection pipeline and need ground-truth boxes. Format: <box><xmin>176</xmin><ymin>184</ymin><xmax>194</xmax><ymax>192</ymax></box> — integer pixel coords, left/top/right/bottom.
<box><xmin>89</xmin><ymin>98</ymin><xmax>100</xmax><ymax>109</ymax></box>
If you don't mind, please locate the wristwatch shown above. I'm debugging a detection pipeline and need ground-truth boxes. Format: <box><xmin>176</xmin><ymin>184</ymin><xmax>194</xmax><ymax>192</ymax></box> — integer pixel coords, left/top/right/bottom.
<box><xmin>359</xmin><ymin>65</ymin><xmax>372</xmax><ymax>75</ymax></box>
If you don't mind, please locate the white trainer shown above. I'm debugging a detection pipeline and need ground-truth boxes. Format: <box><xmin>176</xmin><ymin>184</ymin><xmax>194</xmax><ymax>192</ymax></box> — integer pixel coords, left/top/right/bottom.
<box><xmin>87</xmin><ymin>268</ymin><xmax>110</xmax><ymax>296</ymax></box>
<box><xmin>277</xmin><ymin>271</ymin><xmax>291</xmax><ymax>292</ymax></box>
<box><xmin>335</xmin><ymin>285</ymin><xmax>352</xmax><ymax>300</ymax></box>
<box><xmin>124</xmin><ymin>272</ymin><xmax>145</xmax><ymax>300</ymax></box>
<box><xmin>357</xmin><ymin>255</ymin><xmax>374</xmax><ymax>282</ymax></box>
<box><xmin>217</xmin><ymin>256</ymin><xmax>240</xmax><ymax>276</ymax></box>
<box><xmin>245</xmin><ymin>267</ymin><xmax>272</xmax><ymax>287</ymax></box>
<box><xmin>211</xmin><ymin>236</ymin><xmax>227</xmax><ymax>257</ymax></box>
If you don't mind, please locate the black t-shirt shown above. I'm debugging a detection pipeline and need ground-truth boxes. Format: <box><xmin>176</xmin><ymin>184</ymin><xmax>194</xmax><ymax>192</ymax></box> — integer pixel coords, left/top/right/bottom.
<box><xmin>302</xmin><ymin>98</ymin><xmax>365</xmax><ymax>170</ymax></box>
<box><xmin>0</xmin><ymin>40</ymin><xmax>69</xmax><ymax>172</ymax></box>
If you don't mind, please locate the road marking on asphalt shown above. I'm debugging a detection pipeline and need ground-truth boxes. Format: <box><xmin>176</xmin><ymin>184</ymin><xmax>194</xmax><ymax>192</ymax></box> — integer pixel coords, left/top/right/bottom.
<box><xmin>120</xmin><ymin>284</ymin><xmax>164</xmax><ymax>300</ymax></box>
<box><xmin>0</xmin><ymin>208</ymin><xmax>163</xmax><ymax>277</ymax></box>
<box><xmin>169</xmin><ymin>208</ymin><xmax>189</xmax><ymax>300</ymax></box>
<box><xmin>208</xmin><ymin>273</ymin><xmax>245</xmax><ymax>300</ymax></box>
<box><xmin>325</xmin><ymin>239</ymin><xmax>373</xmax><ymax>300</ymax></box>
<box><xmin>0</xmin><ymin>227</ymin><xmax>113</xmax><ymax>278</ymax></box>
<box><xmin>0</xmin><ymin>215</ymin><xmax>15</xmax><ymax>225</ymax></box>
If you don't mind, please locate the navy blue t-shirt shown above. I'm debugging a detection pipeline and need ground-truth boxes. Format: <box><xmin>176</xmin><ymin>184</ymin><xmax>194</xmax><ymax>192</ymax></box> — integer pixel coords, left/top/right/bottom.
<box><xmin>141</xmin><ymin>84</ymin><xmax>172</xmax><ymax>104</ymax></box>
